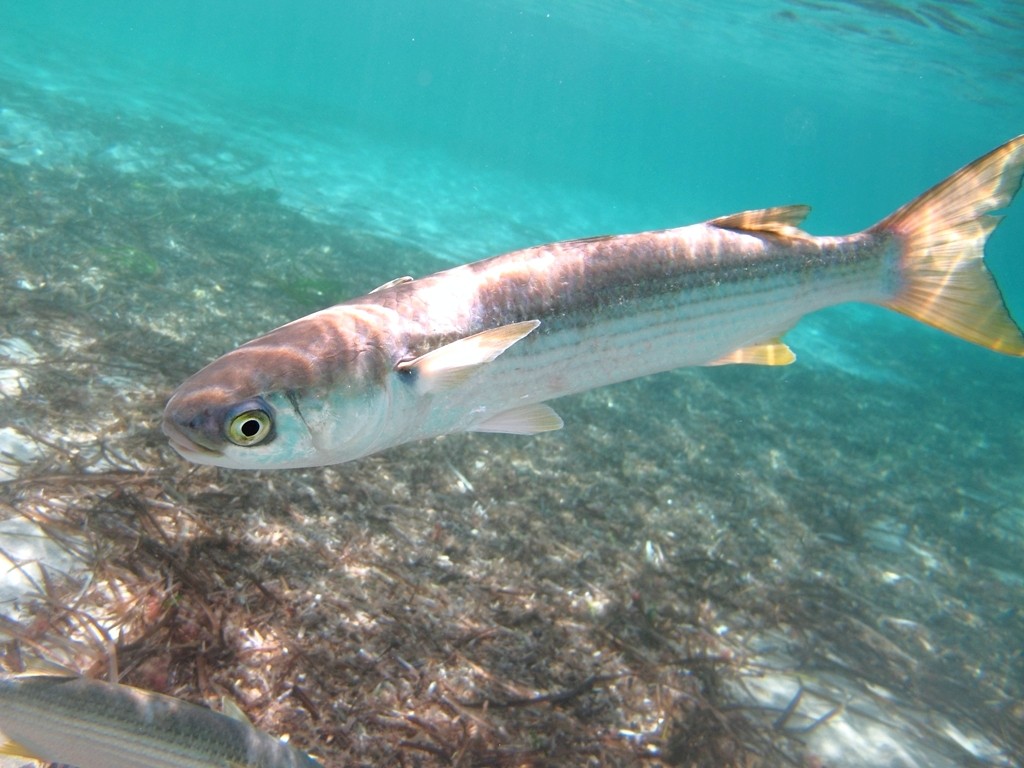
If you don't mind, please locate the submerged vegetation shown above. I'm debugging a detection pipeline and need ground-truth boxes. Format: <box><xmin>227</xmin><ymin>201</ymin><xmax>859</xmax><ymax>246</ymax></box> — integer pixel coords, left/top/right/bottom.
<box><xmin>1</xmin><ymin>153</ymin><xmax>1023</xmax><ymax>767</ymax></box>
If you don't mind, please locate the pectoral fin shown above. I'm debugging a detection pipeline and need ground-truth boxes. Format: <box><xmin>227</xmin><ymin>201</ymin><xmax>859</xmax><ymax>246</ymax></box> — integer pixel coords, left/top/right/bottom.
<box><xmin>472</xmin><ymin>403</ymin><xmax>564</xmax><ymax>434</ymax></box>
<box><xmin>706</xmin><ymin>339</ymin><xmax>796</xmax><ymax>366</ymax></box>
<box><xmin>397</xmin><ymin>320</ymin><xmax>541</xmax><ymax>394</ymax></box>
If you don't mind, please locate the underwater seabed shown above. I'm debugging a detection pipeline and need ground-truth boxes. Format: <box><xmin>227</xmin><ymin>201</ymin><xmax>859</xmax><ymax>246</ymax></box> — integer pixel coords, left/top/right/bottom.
<box><xmin>0</xmin><ymin>38</ymin><xmax>616</xmax><ymax>270</ymax></box>
<box><xmin>2</xmin><ymin>144</ymin><xmax>1023</xmax><ymax>767</ymax></box>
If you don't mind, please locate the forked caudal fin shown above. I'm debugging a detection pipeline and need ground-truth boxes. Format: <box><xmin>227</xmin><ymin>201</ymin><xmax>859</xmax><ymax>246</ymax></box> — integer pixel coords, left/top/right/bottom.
<box><xmin>871</xmin><ymin>134</ymin><xmax>1024</xmax><ymax>356</ymax></box>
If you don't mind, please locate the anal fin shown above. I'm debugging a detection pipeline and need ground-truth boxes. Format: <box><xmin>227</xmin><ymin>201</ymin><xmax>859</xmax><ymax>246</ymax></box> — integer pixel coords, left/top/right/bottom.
<box><xmin>706</xmin><ymin>339</ymin><xmax>796</xmax><ymax>366</ymax></box>
<box><xmin>0</xmin><ymin>737</ymin><xmax>46</xmax><ymax>761</ymax></box>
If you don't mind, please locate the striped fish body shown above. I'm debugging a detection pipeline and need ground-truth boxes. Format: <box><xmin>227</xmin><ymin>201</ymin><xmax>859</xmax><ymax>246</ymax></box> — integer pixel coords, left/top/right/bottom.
<box><xmin>0</xmin><ymin>675</ymin><xmax>322</xmax><ymax>768</ymax></box>
<box><xmin>347</xmin><ymin>222</ymin><xmax>884</xmax><ymax>442</ymax></box>
<box><xmin>162</xmin><ymin>136</ymin><xmax>1024</xmax><ymax>469</ymax></box>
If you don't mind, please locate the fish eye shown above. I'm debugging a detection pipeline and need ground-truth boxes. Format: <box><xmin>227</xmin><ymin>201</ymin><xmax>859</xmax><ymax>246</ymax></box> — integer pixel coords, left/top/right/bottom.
<box><xmin>225</xmin><ymin>406</ymin><xmax>273</xmax><ymax>446</ymax></box>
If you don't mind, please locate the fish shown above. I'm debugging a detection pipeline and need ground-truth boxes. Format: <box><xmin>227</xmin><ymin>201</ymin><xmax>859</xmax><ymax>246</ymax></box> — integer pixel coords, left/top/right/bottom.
<box><xmin>0</xmin><ymin>674</ymin><xmax>323</xmax><ymax>768</ymax></box>
<box><xmin>163</xmin><ymin>136</ymin><xmax>1024</xmax><ymax>470</ymax></box>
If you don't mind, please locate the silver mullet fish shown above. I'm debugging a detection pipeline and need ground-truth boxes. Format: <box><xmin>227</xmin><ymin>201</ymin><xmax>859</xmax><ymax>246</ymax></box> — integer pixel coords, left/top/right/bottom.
<box><xmin>163</xmin><ymin>136</ymin><xmax>1024</xmax><ymax>469</ymax></box>
<box><xmin>0</xmin><ymin>674</ymin><xmax>322</xmax><ymax>768</ymax></box>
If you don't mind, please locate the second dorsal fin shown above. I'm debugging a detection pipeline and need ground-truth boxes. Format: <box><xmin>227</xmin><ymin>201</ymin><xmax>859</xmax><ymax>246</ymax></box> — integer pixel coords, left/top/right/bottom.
<box><xmin>709</xmin><ymin>205</ymin><xmax>812</xmax><ymax>239</ymax></box>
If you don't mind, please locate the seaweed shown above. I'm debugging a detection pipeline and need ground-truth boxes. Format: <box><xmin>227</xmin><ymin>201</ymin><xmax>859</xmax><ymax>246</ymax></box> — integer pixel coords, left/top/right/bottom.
<box><xmin>1</xmin><ymin>151</ymin><xmax>1022</xmax><ymax>768</ymax></box>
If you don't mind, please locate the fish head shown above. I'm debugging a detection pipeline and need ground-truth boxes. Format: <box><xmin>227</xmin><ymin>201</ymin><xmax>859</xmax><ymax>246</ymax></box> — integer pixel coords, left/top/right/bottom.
<box><xmin>162</xmin><ymin>307</ymin><xmax>393</xmax><ymax>469</ymax></box>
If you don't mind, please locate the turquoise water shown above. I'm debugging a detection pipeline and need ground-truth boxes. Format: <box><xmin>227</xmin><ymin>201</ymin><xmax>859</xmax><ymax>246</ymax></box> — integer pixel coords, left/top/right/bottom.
<box><xmin>2</xmin><ymin>2</ymin><xmax>1023</xmax><ymax>766</ymax></box>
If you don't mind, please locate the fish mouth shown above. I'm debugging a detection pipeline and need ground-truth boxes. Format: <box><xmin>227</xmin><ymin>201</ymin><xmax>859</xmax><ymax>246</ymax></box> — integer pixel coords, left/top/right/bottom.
<box><xmin>161</xmin><ymin>419</ymin><xmax>221</xmax><ymax>458</ymax></box>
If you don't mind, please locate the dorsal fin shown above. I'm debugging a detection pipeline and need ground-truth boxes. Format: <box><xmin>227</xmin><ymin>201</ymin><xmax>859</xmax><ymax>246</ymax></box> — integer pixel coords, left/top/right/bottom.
<box><xmin>369</xmin><ymin>276</ymin><xmax>414</xmax><ymax>294</ymax></box>
<box><xmin>221</xmin><ymin>696</ymin><xmax>253</xmax><ymax>724</ymax></box>
<box><xmin>709</xmin><ymin>205</ymin><xmax>812</xmax><ymax>239</ymax></box>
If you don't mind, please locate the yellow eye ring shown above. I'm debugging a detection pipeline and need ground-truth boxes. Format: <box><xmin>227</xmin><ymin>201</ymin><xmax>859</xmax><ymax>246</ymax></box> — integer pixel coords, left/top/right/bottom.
<box><xmin>226</xmin><ymin>409</ymin><xmax>273</xmax><ymax>446</ymax></box>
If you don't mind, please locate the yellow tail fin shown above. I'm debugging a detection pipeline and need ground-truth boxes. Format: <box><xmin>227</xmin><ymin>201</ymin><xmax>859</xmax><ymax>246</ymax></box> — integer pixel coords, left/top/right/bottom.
<box><xmin>872</xmin><ymin>135</ymin><xmax>1024</xmax><ymax>356</ymax></box>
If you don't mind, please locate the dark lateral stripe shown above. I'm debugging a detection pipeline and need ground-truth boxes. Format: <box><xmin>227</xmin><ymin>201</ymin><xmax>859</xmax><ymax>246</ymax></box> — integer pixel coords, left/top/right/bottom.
<box><xmin>359</xmin><ymin>225</ymin><xmax>889</xmax><ymax>359</ymax></box>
